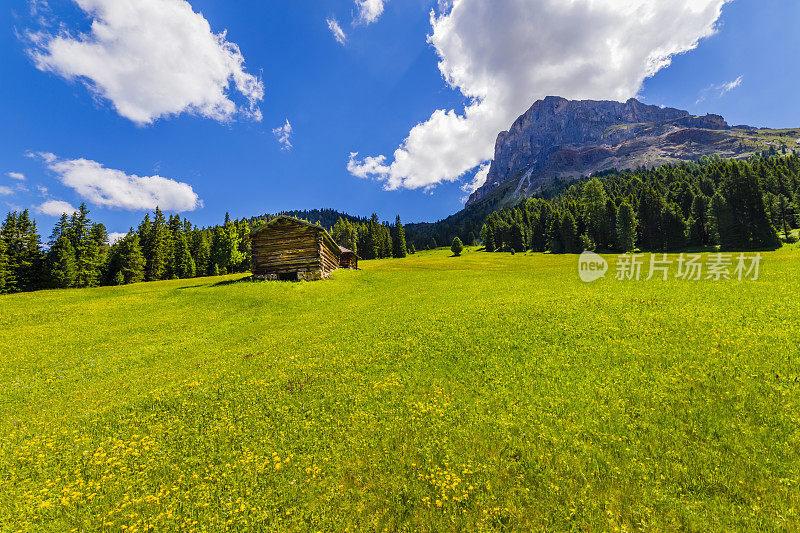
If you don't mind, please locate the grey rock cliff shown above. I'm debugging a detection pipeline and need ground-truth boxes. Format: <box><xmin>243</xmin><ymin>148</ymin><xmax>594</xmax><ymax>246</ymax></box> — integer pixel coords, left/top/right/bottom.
<box><xmin>467</xmin><ymin>96</ymin><xmax>742</xmax><ymax>206</ymax></box>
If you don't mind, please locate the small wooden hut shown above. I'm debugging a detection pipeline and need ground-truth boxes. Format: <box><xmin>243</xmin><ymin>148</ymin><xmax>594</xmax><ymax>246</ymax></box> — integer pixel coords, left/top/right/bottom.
<box><xmin>338</xmin><ymin>246</ymin><xmax>359</xmax><ymax>270</ymax></box>
<box><xmin>250</xmin><ymin>216</ymin><xmax>341</xmax><ymax>281</ymax></box>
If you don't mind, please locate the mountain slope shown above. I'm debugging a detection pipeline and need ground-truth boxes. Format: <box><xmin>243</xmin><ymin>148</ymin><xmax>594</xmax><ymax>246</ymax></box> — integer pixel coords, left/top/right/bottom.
<box><xmin>467</xmin><ymin>96</ymin><xmax>799</xmax><ymax>207</ymax></box>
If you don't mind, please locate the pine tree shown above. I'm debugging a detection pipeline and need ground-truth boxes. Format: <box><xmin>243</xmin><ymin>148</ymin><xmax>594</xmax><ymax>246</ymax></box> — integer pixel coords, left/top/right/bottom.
<box><xmin>661</xmin><ymin>203</ymin><xmax>688</xmax><ymax>251</ymax></box>
<box><xmin>0</xmin><ymin>230</ymin><xmax>8</xmax><ymax>294</ymax></box>
<box><xmin>559</xmin><ymin>211</ymin><xmax>579</xmax><ymax>253</ymax></box>
<box><xmin>172</xmin><ymin>231</ymin><xmax>196</xmax><ymax>279</ymax></box>
<box><xmin>69</xmin><ymin>204</ymin><xmax>100</xmax><ymax>287</ymax></box>
<box><xmin>392</xmin><ymin>215</ymin><xmax>407</xmax><ymax>258</ymax></box>
<box><xmin>582</xmin><ymin>178</ymin><xmax>607</xmax><ymax>246</ymax></box>
<box><xmin>480</xmin><ymin>223</ymin><xmax>495</xmax><ymax>252</ymax></box>
<box><xmin>146</xmin><ymin>208</ymin><xmax>169</xmax><ymax>281</ymax></box>
<box><xmin>510</xmin><ymin>223</ymin><xmax>525</xmax><ymax>252</ymax></box>
<box><xmin>616</xmin><ymin>202</ymin><xmax>638</xmax><ymax>253</ymax></box>
<box><xmin>451</xmin><ymin>237</ymin><xmax>463</xmax><ymax>256</ymax></box>
<box><xmin>109</xmin><ymin>230</ymin><xmax>146</xmax><ymax>284</ymax></box>
<box><xmin>687</xmin><ymin>194</ymin><xmax>710</xmax><ymax>246</ymax></box>
<box><xmin>46</xmin><ymin>234</ymin><xmax>77</xmax><ymax>288</ymax></box>
<box><xmin>547</xmin><ymin>212</ymin><xmax>563</xmax><ymax>253</ymax></box>
<box><xmin>2</xmin><ymin>210</ymin><xmax>44</xmax><ymax>292</ymax></box>
<box><xmin>191</xmin><ymin>231</ymin><xmax>211</xmax><ymax>276</ymax></box>
<box><xmin>709</xmin><ymin>192</ymin><xmax>737</xmax><ymax>249</ymax></box>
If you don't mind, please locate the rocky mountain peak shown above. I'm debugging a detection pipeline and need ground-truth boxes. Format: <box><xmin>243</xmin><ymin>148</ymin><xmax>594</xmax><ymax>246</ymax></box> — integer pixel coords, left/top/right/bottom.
<box><xmin>467</xmin><ymin>97</ymin><xmax>737</xmax><ymax>206</ymax></box>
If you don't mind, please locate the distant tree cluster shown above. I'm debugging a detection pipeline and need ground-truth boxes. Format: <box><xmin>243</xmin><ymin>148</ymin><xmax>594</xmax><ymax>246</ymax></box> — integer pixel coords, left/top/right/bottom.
<box><xmin>0</xmin><ymin>205</ymin><xmax>251</xmax><ymax>294</ymax></box>
<box><xmin>472</xmin><ymin>153</ymin><xmax>798</xmax><ymax>254</ymax></box>
<box><xmin>331</xmin><ymin>214</ymin><xmax>409</xmax><ymax>260</ymax></box>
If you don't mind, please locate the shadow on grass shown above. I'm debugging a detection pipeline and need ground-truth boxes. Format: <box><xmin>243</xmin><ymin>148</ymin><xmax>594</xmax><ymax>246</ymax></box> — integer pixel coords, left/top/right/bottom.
<box><xmin>175</xmin><ymin>284</ymin><xmax>208</xmax><ymax>290</ymax></box>
<box><xmin>211</xmin><ymin>276</ymin><xmax>254</xmax><ymax>288</ymax></box>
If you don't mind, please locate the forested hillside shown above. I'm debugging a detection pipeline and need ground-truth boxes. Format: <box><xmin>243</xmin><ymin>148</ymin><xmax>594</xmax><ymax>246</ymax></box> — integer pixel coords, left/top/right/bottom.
<box><xmin>407</xmin><ymin>153</ymin><xmax>800</xmax><ymax>253</ymax></box>
<box><xmin>0</xmin><ymin>206</ymin><xmax>410</xmax><ymax>294</ymax></box>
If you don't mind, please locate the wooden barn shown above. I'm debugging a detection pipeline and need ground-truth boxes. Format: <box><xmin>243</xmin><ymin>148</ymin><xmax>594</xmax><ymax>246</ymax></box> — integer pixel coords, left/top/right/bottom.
<box><xmin>338</xmin><ymin>246</ymin><xmax>359</xmax><ymax>270</ymax></box>
<box><xmin>250</xmin><ymin>216</ymin><xmax>354</xmax><ymax>281</ymax></box>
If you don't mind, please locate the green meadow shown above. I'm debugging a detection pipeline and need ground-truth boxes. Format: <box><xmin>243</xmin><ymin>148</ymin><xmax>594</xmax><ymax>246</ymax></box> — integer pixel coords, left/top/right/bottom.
<box><xmin>1</xmin><ymin>248</ymin><xmax>799</xmax><ymax>532</ymax></box>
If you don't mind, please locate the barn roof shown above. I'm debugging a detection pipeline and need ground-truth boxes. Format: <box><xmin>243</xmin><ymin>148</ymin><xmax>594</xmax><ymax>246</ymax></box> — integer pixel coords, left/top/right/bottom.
<box><xmin>338</xmin><ymin>246</ymin><xmax>360</xmax><ymax>259</ymax></box>
<box><xmin>251</xmin><ymin>215</ymin><xmax>340</xmax><ymax>254</ymax></box>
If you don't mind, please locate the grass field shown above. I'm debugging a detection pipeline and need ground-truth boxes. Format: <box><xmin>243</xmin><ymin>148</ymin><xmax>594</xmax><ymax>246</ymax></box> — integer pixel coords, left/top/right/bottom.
<box><xmin>1</xmin><ymin>248</ymin><xmax>799</xmax><ymax>531</ymax></box>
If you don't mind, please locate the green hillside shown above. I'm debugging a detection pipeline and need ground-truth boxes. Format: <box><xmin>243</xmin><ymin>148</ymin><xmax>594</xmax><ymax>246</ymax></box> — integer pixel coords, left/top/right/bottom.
<box><xmin>2</xmin><ymin>249</ymin><xmax>799</xmax><ymax>531</ymax></box>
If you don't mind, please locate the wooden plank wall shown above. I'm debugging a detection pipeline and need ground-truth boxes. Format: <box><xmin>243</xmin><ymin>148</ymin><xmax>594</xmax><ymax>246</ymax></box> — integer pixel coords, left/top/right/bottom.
<box><xmin>251</xmin><ymin>220</ymin><xmax>322</xmax><ymax>276</ymax></box>
<box><xmin>318</xmin><ymin>235</ymin><xmax>340</xmax><ymax>275</ymax></box>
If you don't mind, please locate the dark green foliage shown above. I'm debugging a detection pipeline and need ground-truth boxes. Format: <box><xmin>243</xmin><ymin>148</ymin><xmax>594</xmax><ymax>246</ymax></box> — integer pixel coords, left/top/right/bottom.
<box><xmin>47</xmin><ymin>234</ymin><xmax>77</xmax><ymax>289</ymax></box>
<box><xmin>444</xmin><ymin>154</ymin><xmax>799</xmax><ymax>255</ymax></box>
<box><xmin>661</xmin><ymin>203</ymin><xmax>688</xmax><ymax>251</ymax></box>
<box><xmin>616</xmin><ymin>202</ymin><xmax>638</xmax><ymax>253</ymax></box>
<box><xmin>510</xmin><ymin>223</ymin><xmax>526</xmax><ymax>253</ymax></box>
<box><xmin>559</xmin><ymin>211</ymin><xmax>579</xmax><ymax>254</ymax></box>
<box><xmin>392</xmin><ymin>216</ymin><xmax>407</xmax><ymax>258</ymax></box>
<box><xmin>0</xmin><ymin>232</ymin><xmax>7</xmax><ymax>293</ymax></box>
<box><xmin>144</xmin><ymin>208</ymin><xmax>169</xmax><ymax>281</ymax></box>
<box><xmin>687</xmin><ymin>194</ymin><xmax>711</xmax><ymax>246</ymax></box>
<box><xmin>451</xmin><ymin>237</ymin><xmax>463</xmax><ymax>256</ymax></box>
<box><xmin>1</xmin><ymin>210</ymin><xmax>43</xmax><ymax>292</ymax></box>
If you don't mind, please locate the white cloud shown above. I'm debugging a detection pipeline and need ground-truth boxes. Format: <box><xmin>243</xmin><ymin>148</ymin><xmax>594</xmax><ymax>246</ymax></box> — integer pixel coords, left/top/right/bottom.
<box><xmin>349</xmin><ymin>0</ymin><xmax>731</xmax><ymax>191</ymax></box>
<box><xmin>356</xmin><ymin>0</ymin><xmax>385</xmax><ymax>24</ymax></box>
<box><xmin>27</xmin><ymin>0</ymin><xmax>264</xmax><ymax>125</ymax></box>
<box><xmin>461</xmin><ymin>162</ymin><xmax>490</xmax><ymax>195</ymax></box>
<box><xmin>720</xmin><ymin>75</ymin><xmax>743</xmax><ymax>94</ymax></box>
<box><xmin>0</xmin><ymin>186</ymin><xmax>13</xmax><ymax>196</ymax></box>
<box><xmin>7</xmin><ymin>172</ymin><xmax>26</xmax><ymax>181</ymax></box>
<box><xmin>696</xmin><ymin>75</ymin><xmax>743</xmax><ymax>104</ymax></box>
<box><xmin>272</xmin><ymin>120</ymin><xmax>293</xmax><ymax>150</ymax></box>
<box><xmin>108</xmin><ymin>232</ymin><xmax>127</xmax><ymax>244</ymax></box>
<box><xmin>327</xmin><ymin>17</ymin><xmax>347</xmax><ymax>45</ymax></box>
<box><xmin>36</xmin><ymin>153</ymin><xmax>202</xmax><ymax>212</ymax></box>
<box><xmin>36</xmin><ymin>199</ymin><xmax>78</xmax><ymax>217</ymax></box>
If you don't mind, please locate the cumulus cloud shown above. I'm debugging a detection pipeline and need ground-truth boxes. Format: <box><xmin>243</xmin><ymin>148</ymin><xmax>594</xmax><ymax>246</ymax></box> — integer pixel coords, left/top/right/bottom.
<box><xmin>36</xmin><ymin>199</ymin><xmax>78</xmax><ymax>217</ymax></box>
<box><xmin>349</xmin><ymin>0</ymin><xmax>731</xmax><ymax>191</ymax></box>
<box><xmin>7</xmin><ymin>172</ymin><xmax>26</xmax><ymax>181</ymax></box>
<box><xmin>696</xmin><ymin>75</ymin><xmax>743</xmax><ymax>104</ymax></box>
<box><xmin>272</xmin><ymin>120</ymin><xmax>293</xmax><ymax>151</ymax></box>
<box><xmin>27</xmin><ymin>0</ymin><xmax>264</xmax><ymax>125</ymax></box>
<box><xmin>327</xmin><ymin>17</ymin><xmax>347</xmax><ymax>45</ymax></box>
<box><xmin>356</xmin><ymin>0</ymin><xmax>385</xmax><ymax>24</ymax></box>
<box><xmin>35</xmin><ymin>153</ymin><xmax>202</xmax><ymax>212</ymax></box>
<box><xmin>0</xmin><ymin>186</ymin><xmax>13</xmax><ymax>196</ymax></box>
<box><xmin>108</xmin><ymin>232</ymin><xmax>127</xmax><ymax>244</ymax></box>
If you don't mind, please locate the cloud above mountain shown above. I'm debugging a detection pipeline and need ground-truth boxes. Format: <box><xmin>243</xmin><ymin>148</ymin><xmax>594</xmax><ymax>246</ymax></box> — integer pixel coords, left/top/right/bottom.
<box><xmin>27</xmin><ymin>0</ymin><xmax>264</xmax><ymax>125</ymax></box>
<box><xmin>349</xmin><ymin>0</ymin><xmax>732</xmax><ymax>192</ymax></box>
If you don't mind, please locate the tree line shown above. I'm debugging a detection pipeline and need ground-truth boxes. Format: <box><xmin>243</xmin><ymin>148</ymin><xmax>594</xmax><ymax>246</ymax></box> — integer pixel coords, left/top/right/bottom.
<box><xmin>0</xmin><ymin>205</ymin><xmax>252</xmax><ymax>294</ymax></box>
<box><xmin>407</xmin><ymin>153</ymin><xmax>799</xmax><ymax>254</ymax></box>
<box><xmin>331</xmin><ymin>214</ymin><xmax>409</xmax><ymax>260</ymax></box>
<box><xmin>0</xmin><ymin>207</ymin><xmax>411</xmax><ymax>294</ymax></box>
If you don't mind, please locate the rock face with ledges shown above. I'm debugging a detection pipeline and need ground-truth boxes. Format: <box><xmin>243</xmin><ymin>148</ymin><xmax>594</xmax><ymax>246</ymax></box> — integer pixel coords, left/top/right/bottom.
<box><xmin>467</xmin><ymin>96</ymin><xmax>744</xmax><ymax>206</ymax></box>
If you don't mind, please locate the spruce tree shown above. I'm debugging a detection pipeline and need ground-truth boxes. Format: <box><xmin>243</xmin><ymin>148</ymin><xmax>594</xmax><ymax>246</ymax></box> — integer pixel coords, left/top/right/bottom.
<box><xmin>0</xmin><ymin>230</ymin><xmax>8</xmax><ymax>294</ymax></box>
<box><xmin>559</xmin><ymin>211</ymin><xmax>579</xmax><ymax>253</ymax></box>
<box><xmin>146</xmin><ymin>208</ymin><xmax>169</xmax><ymax>281</ymax></box>
<box><xmin>69</xmin><ymin>204</ymin><xmax>100</xmax><ymax>287</ymax></box>
<box><xmin>451</xmin><ymin>237</ymin><xmax>463</xmax><ymax>256</ymax></box>
<box><xmin>392</xmin><ymin>215</ymin><xmax>407</xmax><ymax>258</ymax></box>
<box><xmin>510</xmin><ymin>223</ymin><xmax>525</xmax><ymax>252</ymax></box>
<box><xmin>47</xmin><ymin>234</ymin><xmax>77</xmax><ymax>288</ymax></box>
<box><xmin>616</xmin><ymin>202</ymin><xmax>638</xmax><ymax>253</ymax></box>
<box><xmin>661</xmin><ymin>203</ymin><xmax>688</xmax><ymax>251</ymax></box>
<box><xmin>119</xmin><ymin>232</ymin><xmax>146</xmax><ymax>284</ymax></box>
<box><xmin>582</xmin><ymin>178</ymin><xmax>607</xmax><ymax>245</ymax></box>
<box><xmin>480</xmin><ymin>223</ymin><xmax>495</xmax><ymax>252</ymax></box>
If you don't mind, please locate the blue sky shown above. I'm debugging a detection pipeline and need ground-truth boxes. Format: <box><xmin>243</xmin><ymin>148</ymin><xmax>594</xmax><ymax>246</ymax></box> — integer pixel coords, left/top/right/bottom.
<box><xmin>1</xmin><ymin>0</ymin><xmax>798</xmax><ymax>239</ymax></box>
